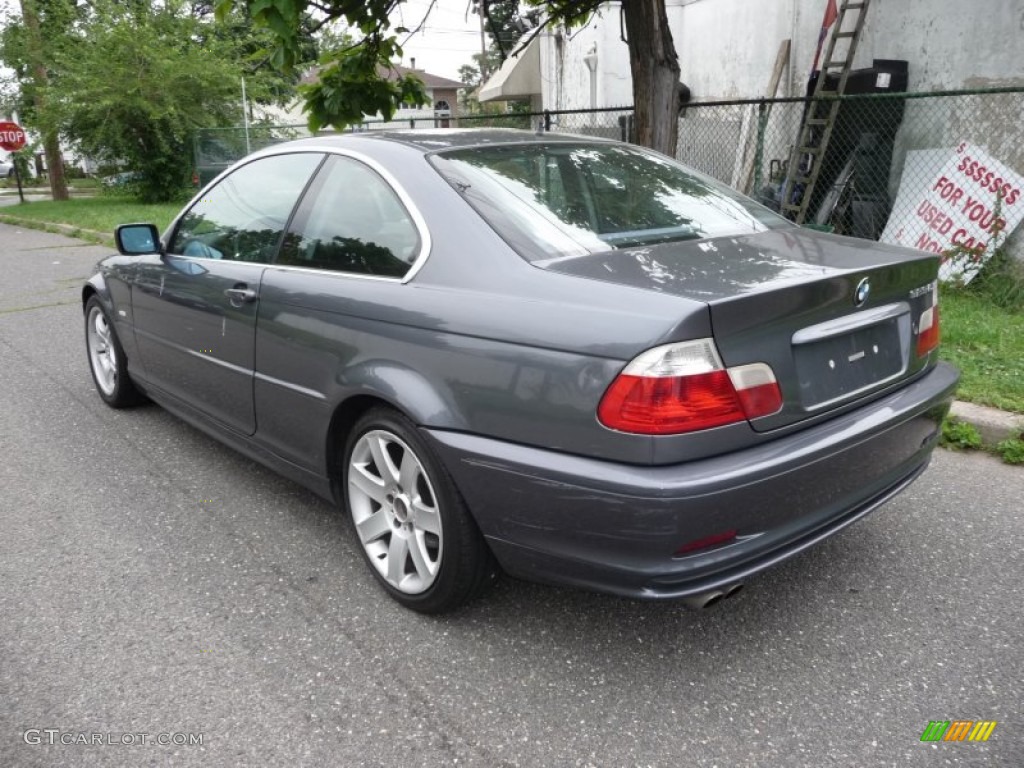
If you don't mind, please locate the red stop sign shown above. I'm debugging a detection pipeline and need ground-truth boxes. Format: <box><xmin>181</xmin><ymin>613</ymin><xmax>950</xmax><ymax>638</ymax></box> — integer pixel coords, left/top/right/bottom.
<box><xmin>0</xmin><ymin>121</ymin><xmax>27</xmax><ymax>151</ymax></box>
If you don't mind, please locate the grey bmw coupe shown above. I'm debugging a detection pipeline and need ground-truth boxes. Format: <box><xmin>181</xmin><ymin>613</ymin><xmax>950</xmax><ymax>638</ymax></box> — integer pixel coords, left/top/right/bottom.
<box><xmin>83</xmin><ymin>130</ymin><xmax>958</xmax><ymax>613</ymax></box>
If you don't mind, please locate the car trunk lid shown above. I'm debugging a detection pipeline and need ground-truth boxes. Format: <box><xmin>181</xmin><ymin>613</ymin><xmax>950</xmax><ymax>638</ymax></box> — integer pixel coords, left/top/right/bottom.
<box><xmin>538</xmin><ymin>228</ymin><xmax>940</xmax><ymax>431</ymax></box>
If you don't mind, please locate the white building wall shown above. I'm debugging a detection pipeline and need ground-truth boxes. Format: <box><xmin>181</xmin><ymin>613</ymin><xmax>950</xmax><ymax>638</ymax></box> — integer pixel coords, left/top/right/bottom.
<box><xmin>541</xmin><ymin>0</ymin><xmax>1024</xmax><ymax>107</ymax></box>
<box><xmin>862</xmin><ymin>0</ymin><xmax>1024</xmax><ymax>91</ymax></box>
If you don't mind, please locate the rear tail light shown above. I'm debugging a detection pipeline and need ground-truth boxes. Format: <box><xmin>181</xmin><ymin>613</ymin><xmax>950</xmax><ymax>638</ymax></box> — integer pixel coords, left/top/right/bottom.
<box><xmin>916</xmin><ymin>282</ymin><xmax>940</xmax><ymax>357</ymax></box>
<box><xmin>728</xmin><ymin>363</ymin><xmax>783</xmax><ymax>420</ymax></box>
<box><xmin>597</xmin><ymin>339</ymin><xmax>783</xmax><ymax>435</ymax></box>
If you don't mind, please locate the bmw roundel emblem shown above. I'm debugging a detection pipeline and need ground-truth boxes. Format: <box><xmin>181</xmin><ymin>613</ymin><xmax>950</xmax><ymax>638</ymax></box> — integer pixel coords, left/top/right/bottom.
<box><xmin>854</xmin><ymin>277</ymin><xmax>871</xmax><ymax>307</ymax></box>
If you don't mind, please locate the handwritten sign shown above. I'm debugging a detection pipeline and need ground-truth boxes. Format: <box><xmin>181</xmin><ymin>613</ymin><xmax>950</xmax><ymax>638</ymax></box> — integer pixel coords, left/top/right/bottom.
<box><xmin>880</xmin><ymin>142</ymin><xmax>1024</xmax><ymax>282</ymax></box>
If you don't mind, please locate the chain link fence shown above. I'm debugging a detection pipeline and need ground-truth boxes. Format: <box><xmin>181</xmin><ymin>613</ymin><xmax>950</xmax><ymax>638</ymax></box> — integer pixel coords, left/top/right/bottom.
<box><xmin>195</xmin><ymin>87</ymin><xmax>1024</xmax><ymax>257</ymax></box>
<box><xmin>675</xmin><ymin>88</ymin><xmax>1024</xmax><ymax>257</ymax></box>
<box><xmin>194</xmin><ymin>123</ymin><xmax>319</xmax><ymax>185</ymax></box>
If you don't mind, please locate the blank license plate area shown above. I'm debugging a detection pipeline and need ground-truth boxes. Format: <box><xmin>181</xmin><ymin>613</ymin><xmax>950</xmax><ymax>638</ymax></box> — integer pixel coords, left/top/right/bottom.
<box><xmin>794</xmin><ymin>318</ymin><xmax>904</xmax><ymax>407</ymax></box>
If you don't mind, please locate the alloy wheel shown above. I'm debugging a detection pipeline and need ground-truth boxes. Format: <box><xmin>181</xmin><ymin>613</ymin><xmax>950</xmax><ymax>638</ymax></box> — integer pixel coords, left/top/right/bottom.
<box><xmin>347</xmin><ymin>429</ymin><xmax>443</xmax><ymax>594</ymax></box>
<box><xmin>86</xmin><ymin>305</ymin><xmax>118</xmax><ymax>396</ymax></box>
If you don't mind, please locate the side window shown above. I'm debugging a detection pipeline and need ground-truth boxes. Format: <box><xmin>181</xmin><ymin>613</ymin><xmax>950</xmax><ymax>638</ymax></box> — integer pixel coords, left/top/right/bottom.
<box><xmin>169</xmin><ymin>153</ymin><xmax>323</xmax><ymax>262</ymax></box>
<box><xmin>279</xmin><ymin>155</ymin><xmax>421</xmax><ymax>278</ymax></box>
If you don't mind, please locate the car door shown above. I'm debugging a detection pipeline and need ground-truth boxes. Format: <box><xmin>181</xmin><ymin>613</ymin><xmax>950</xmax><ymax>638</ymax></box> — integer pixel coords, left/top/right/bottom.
<box><xmin>131</xmin><ymin>152</ymin><xmax>324</xmax><ymax>434</ymax></box>
<box><xmin>253</xmin><ymin>153</ymin><xmax>427</xmax><ymax>470</ymax></box>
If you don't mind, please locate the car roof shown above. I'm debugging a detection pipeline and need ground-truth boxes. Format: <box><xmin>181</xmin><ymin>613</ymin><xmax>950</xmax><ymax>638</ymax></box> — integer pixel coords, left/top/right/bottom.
<box><xmin>283</xmin><ymin>128</ymin><xmax>617</xmax><ymax>155</ymax></box>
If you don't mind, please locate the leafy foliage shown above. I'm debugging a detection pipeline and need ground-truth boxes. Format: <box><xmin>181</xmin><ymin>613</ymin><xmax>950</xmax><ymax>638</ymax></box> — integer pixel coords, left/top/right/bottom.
<box><xmin>301</xmin><ymin>35</ymin><xmax>427</xmax><ymax>130</ymax></box>
<box><xmin>996</xmin><ymin>437</ymin><xmax>1024</xmax><ymax>465</ymax></box>
<box><xmin>215</xmin><ymin>0</ymin><xmax>429</xmax><ymax>131</ymax></box>
<box><xmin>44</xmin><ymin>3</ymin><xmax>239</xmax><ymax>200</ymax></box>
<box><xmin>478</xmin><ymin>0</ymin><xmax>541</xmax><ymax>60</ymax></box>
<box><xmin>940</xmin><ymin>418</ymin><xmax>983</xmax><ymax>451</ymax></box>
<box><xmin>2</xmin><ymin>0</ymin><xmax>314</xmax><ymax>202</ymax></box>
<box><xmin>0</xmin><ymin>0</ymin><xmax>85</xmax><ymax>122</ymax></box>
<box><xmin>458</xmin><ymin>52</ymin><xmax>500</xmax><ymax>89</ymax></box>
<box><xmin>27</xmin><ymin>0</ymin><xmax>308</xmax><ymax>202</ymax></box>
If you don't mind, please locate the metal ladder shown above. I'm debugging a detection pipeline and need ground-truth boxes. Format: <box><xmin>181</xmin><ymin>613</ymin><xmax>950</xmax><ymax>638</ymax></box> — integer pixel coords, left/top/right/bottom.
<box><xmin>781</xmin><ymin>0</ymin><xmax>872</xmax><ymax>224</ymax></box>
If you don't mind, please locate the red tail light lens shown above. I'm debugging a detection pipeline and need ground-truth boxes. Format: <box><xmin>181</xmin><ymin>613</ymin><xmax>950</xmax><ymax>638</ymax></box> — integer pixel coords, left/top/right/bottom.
<box><xmin>599</xmin><ymin>369</ymin><xmax>745</xmax><ymax>434</ymax></box>
<box><xmin>916</xmin><ymin>283</ymin><xmax>940</xmax><ymax>357</ymax></box>
<box><xmin>598</xmin><ymin>340</ymin><xmax>783</xmax><ymax>435</ymax></box>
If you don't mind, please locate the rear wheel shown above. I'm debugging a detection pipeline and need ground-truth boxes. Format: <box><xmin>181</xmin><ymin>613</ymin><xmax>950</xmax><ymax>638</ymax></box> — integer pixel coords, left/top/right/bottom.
<box><xmin>84</xmin><ymin>295</ymin><xmax>144</xmax><ymax>408</ymax></box>
<box><xmin>343</xmin><ymin>407</ymin><xmax>496</xmax><ymax>613</ymax></box>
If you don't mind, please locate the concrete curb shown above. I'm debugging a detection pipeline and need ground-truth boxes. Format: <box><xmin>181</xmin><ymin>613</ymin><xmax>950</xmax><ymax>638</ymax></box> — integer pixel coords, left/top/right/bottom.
<box><xmin>0</xmin><ymin>214</ymin><xmax>113</xmax><ymax>246</ymax></box>
<box><xmin>948</xmin><ymin>401</ymin><xmax>1024</xmax><ymax>446</ymax></box>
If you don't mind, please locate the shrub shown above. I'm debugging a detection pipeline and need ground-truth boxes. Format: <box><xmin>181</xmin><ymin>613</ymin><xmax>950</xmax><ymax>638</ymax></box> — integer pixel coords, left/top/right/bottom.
<box><xmin>996</xmin><ymin>438</ymin><xmax>1024</xmax><ymax>465</ymax></box>
<box><xmin>943</xmin><ymin>244</ymin><xmax>1024</xmax><ymax>314</ymax></box>
<box><xmin>940</xmin><ymin>418</ymin><xmax>983</xmax><ymax>450</ymax></box>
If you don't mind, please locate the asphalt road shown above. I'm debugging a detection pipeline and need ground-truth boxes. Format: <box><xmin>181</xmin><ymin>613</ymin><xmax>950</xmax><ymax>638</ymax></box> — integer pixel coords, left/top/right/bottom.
<box><xmin>1</xmin><ymin>222</ymin><xmax>1021</xmax><ymax>768</ymax></box>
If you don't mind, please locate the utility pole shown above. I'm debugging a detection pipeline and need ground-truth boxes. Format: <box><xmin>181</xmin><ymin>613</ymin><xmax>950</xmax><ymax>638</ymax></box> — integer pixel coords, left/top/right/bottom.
<box><xmin>476</xmin><ymin>2</ymin><xmax>489</xmax><ymax>79</ymax></box>
<box><xmin>19</xmin><ymin>0</ymin><xmax>69</xmax><ymax>201</ymax></box>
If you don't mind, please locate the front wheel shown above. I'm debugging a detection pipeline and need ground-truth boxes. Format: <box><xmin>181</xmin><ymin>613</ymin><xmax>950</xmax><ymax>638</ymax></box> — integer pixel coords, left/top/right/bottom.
<box><xmin>84</xmin><ymin>296</ymin><xmax>144</xmax><ymax>408</ymax></box>
<box><xmin>343</xmin><ymin>407</ymin><xmax>496</xmax><ymax>613</ymax></box>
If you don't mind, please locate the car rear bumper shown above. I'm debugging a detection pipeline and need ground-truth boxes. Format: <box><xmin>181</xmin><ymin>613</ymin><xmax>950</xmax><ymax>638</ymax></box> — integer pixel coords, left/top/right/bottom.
<box><xmin>425</xmin><ymin>361</ymin><xmax>959</xmax><ymax>600</ymax></box>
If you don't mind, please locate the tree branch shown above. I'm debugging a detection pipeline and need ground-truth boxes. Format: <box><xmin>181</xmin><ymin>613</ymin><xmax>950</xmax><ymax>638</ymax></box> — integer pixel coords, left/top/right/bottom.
<box><xmin>480</xmin><ymin>1</ymin><xmax>505</xmax><ymax>60</ymax></box>
<box><xmin>400</xmin><ymin>0</ymin><xmax>438</xmax><ymax>46</ymax></box>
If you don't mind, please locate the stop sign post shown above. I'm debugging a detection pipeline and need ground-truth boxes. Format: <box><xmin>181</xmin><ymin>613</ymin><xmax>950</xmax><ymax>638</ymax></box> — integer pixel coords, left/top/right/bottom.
<box><xmin>0</xmin><ymin>121</ymin><xmax>28</xmax><ymax>203</ymax></box>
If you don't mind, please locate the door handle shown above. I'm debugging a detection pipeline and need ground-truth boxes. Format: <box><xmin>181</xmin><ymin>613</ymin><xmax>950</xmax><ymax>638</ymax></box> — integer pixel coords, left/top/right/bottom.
<box><xmin>224</xmin><ymin>285</ymin><xmax>258</xmax><ymax>304</ymax></box>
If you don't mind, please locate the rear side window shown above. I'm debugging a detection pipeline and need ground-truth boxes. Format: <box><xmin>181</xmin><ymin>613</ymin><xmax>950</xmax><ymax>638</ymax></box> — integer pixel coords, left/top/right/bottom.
<box><xmin>168</xmin><ymin>153</ymin><xmax>323</xmax><ymax>262</ymax></box>
<box><xmin>430</xmin><ymin>143</ymin><xmax>790</xmax><ymax>262</ymax></box>
<box><xmin>278</xmin><ymin>155</ymin><xmax>421</xmax><ymax>278</ymax></box>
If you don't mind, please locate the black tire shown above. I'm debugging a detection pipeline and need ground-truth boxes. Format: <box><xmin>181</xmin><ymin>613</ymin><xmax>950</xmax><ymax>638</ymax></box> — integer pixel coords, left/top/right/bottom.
<box><xmin>84</xmin><ymin>295</ymin><xmax>145</xmax><ymax>408</ymax></box>
<box><xmin>343</xmin><ymin>406</ymin><xmax>497</xmax><ymax>613</ymax></box>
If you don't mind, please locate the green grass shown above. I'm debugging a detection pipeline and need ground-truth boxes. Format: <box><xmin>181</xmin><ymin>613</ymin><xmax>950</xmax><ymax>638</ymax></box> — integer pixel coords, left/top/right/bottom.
<box><xmin>0</xmin><ymin>197</ymin><xmax>180</xmax><ymax>236</ymax></box>
<box><xmin>941</xmin><ymin>290</ymin><xmax>1024</xmax><ymax>414</ymax></box>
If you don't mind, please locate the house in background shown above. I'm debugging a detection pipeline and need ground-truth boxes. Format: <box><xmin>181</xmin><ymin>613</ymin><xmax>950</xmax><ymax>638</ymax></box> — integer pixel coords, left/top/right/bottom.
<box><xmin>378</xmin><ymin>61</ymin><xmax>464</xmax><ymax>128</ymax></box>
<box><xmin>281</xmin><ymin>60</ymin><xmax>464</xmax><ymax>129</ymax></box>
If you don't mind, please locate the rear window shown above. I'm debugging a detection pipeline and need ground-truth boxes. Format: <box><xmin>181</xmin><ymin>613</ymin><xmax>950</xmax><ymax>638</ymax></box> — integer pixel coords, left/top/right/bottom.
<box><xmin>430</xmin><ymin>143</ymin><xmax>791</xmax><ymax>262</ymax></box>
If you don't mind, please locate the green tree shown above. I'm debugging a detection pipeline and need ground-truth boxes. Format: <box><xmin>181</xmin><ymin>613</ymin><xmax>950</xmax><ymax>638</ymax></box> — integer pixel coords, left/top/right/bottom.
<box><xmin>4</xmin><ymin>0</ymin><xmax>81</xmax><ymax>200</ymax></box>
<box><xmin>216</xmin><ymin>0</ymin><xmax>684</xmax><ymax>155</ymax></box>
<box><xmin>41</xmin><ymin>1</ymin><xmax>303</xmax><ymax>201</ymax></box>
<box><xmin>458</xmin><ymin>52</ymin><xmax>498</xmax><ymax>89</ymax></box>
<box><xmin>477</xmin><ymin>0</ymin><xmax>540</xmax><ymax>61</ymax></box>
<box><xmin>2</xmin><ymin>0</ymin><xmax>314</xmax><ymax>202</ymax></box>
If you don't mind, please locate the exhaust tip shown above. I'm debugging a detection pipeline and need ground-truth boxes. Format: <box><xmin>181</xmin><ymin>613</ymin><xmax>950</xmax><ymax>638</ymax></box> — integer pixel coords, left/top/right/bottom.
<box><xmin>702</xmin><ymin>592</ymin><xmax>725</xmax><ymax>609</ymax></box>
<box><xmin>681</xmin><ymin>583</ymin><xmax>744</xmax><ymax>610</ymax></box>
<box><xmin>681</xmin><ymin>590</ymin><xmax>724</xmax><ymax>610</ymax></box>
<box><xmin>724</xmin><ymin>583</ymin><xmax>744</xmax><ymax>599</ymax></box>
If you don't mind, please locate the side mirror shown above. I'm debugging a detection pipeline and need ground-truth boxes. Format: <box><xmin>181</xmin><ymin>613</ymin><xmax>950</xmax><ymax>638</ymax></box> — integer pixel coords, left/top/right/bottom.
<box><xmin>115</xmin><ymin>223</ymin><xmax>162</xmax><ymax>255</ymax></box>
